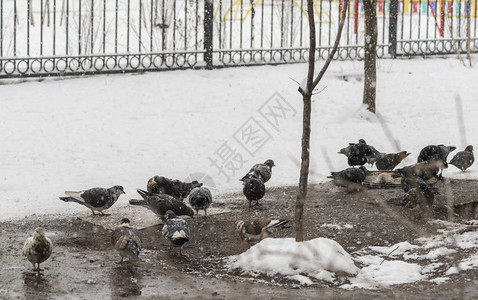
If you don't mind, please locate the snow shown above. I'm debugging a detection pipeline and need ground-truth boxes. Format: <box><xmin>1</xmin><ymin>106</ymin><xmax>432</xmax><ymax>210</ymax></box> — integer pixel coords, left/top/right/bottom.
<box><xmin>228</xmin><ymin>237</ymin><xmax>359</xmax><ymax>276</ymax></box>
<box><xmin>2</xmin><ymin>56</ymin><xmax>478</xmax><ymax>288</ymax></box>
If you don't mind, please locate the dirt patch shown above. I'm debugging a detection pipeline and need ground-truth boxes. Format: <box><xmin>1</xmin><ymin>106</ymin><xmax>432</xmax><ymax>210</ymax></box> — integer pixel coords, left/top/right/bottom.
<box><xmin>1</xmin><ymin>179</ymin><xmax>477</xmax><ymax>299</ymax></box>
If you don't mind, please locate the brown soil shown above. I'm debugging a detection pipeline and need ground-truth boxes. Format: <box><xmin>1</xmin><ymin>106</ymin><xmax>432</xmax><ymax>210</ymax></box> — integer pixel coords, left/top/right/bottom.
<box><xmin>1</xmin><ymin>178</ymin><xmax>477</xmax><ymax>299</ymax></box>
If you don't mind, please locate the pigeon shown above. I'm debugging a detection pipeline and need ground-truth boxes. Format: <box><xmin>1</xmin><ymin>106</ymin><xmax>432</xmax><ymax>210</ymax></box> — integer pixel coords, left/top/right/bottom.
<box><xmin>147</xmin><ymin>176</ymin><xmax>203</xmax><ymax>201</ymax></box>
<box><xmin>242</xmin><ymin>171</ymin><xmax>266</xmax><ymax>207</ymax></box>
<box><xmin>330</xmin><ymin>166</ymin><xmax>368</xmax><ymax>184</ymax></box>
<box><xmin>235</xmin><ymin>218</ymin><xmax>291</xmax><ymax>249</ymax></box>
<box><xmin>23</xmin><ymin>227</ymin><xmax>53</xmax><ymax>272</ymax></box>
<box><xmin>162</xmin><ymin>210</ymin><xmax>190</xmax><ymax>256</ymax></box>
<box><xmin>449</xmin><ymin>145</ymin><xmax>474</xmax><ymax>172</ymax></box>
<box><xmin>401</xmin><ymin>174</ymin><xmax>429</xmax><ymax>193</ymax></box>
<box><xmin>188</xmin><ymin>187</ymin><xmax>213</xmax><ymax>216</ymax></box>
<box><xmin>347</xmin><ymin>139</ymin><xmax>379</xmax><ymax>167</ymax></box>
<box><xmin>395</xmin><ymin>158</ymin><xmax>446</xmax><ymax>181</ymax></box>
<box><xmin>111</xmin><ymin>218</ymin><xmax>142</xmax><ymax>264</ymax></box>
<box><xmin>369</xmin><ymin>151</ymin><xmax>411</xmax><ymax>171</ymax></box>
<box><xmin>59</xmin><ymin>186</ymin><xmax>125</xmax><ymax>216</ymax></box>
<box><xmin>417</xmin><ymin>144</ymin><xmax>456</xmax><ymax>166</ymax></box>
<box><xmin>241</xmin><ymin>159</ymin><xmax>275</xmax><ymax>183</ymax></box>
<box><xmin>130</xmin><ymin>189</ymin><xmax>194</xmax><ymax>221</ymax></box>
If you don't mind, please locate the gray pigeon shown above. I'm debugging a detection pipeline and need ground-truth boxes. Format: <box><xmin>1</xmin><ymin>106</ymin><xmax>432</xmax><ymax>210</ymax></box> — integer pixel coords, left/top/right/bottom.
<box><xmin>235</xmin><ymin>218</ymin><xmax>291</xmax><ymax>249</ymax></box>
<box><xmin>129</xmin><ymin>189</ymin><xmax>194</xmax><ymax>221</ymax></box>
<box><xmin>188</xmin><ymin>187</ymin><xmax>213</xmax><ymax>216</ymax></box>
<box><xmin>417</xmin><ymin>144</ymin><xmax>456</xmax><ymax>166</ymax></box>
<box><xmin>330</xmin><ymin>166</ymin><xmax>368</xmax><ymax>184</ymax></box>
<box><xmin>242</xmin><ymin>171</ymin><xmax>266</xmax><ymax>207</ymax></box>
<box><xmin>59</xmin><ymin>186</ymin><xmax>125</xmax><ymax>216</ymax></box>
<box><xmin>162</xmin><ymin>210</ymin><xmax>190</xmax><ymax>256</ymax></box>
<box><xmin>147</xmin><ymin>176</ymin><xmax>203</xmax><ymax>201</ymax></box>
<box><xmin>368</xmin><ymin>151</ymin><xmax>411</xmax><ymax>170</ymax></box>
<box><xmin>23</xmin><ymin>227</ymin><xmax>53</xmax><ymax>272</ymax></box>
<box><xmin>241</xmin><ymin>159</ymin><xmax>275</xmax><ymax>183</ymax></box>
<box><xmin>111</xmin><ymin>218</ymin><xmax>142</xmax><ymax>264</ymax></box>
<box><xmin>449</xmin><ymin>145</ymin><xmax>474</xmax><ymax>172</ymax></box>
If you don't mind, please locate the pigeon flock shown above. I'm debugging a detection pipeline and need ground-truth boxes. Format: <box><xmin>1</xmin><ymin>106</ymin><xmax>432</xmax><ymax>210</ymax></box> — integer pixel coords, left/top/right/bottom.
<box><xmin>23</xmin><ymin>140</ymin><xmax>474</xmax><ymax>272</ymax></box>
<box><xmin>335</xmin><ymin>140</ymin><xmax>475</xmax><ymax>218</ymax></box>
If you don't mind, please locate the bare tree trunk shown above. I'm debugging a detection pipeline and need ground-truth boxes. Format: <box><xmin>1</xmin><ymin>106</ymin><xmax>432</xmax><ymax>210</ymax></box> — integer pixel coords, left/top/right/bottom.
<box><xmin>363</xmin><ymin>0</ymin><xmax>377</xmax><ymax>113</ymax></box>
<box><xmin>295</xmin><ymin>0</ymin><xmax>349</xmax><ymax>242</ymax></box>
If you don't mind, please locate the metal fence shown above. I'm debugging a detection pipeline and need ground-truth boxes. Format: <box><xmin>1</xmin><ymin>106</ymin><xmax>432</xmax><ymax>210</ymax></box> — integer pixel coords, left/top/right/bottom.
<box><xmin>0</xmin><ymin>0</ymin><xmax>477</xmax><ymax>78</ymax></box>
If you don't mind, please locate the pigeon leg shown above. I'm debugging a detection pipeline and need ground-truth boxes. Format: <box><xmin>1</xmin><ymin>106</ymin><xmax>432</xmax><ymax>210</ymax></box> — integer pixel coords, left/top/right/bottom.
<box><xmin>248</xmin><ymin>201</ymin><xmax>252</xmax><ymax>208</ymax></box>
<box><xmin>115</xmin><ymin>257</ymin><xmax>124</xmax><ymax>264</ymax></box>
<box><xmin>255</xmin><ymin>200</ymin><xmax>261</xmax><ymax>206</ymax></box>
<box><xmin>33</xmin><ymin>263</ymin><xmax>44</xmax><ymax>272</ymax></box>
<box><xmin>98</xmin><ymin>211</ymin><xmax>111</xmax><ymax>216</ymax></box>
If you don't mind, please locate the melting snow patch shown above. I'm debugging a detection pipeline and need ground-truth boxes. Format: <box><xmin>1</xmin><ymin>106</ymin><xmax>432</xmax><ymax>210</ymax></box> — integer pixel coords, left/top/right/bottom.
<box><xmin>344</xmin><ymin>260</ymin><xmax>424</xmax><ymax>289</ymax></box>
<box><xmin>289</xmin><ymin>274</ymin><xmax>313</xmax><ymax>285</ymax></box>
<box><xmin>228</xmin><ymin>238</ymin><xmax>359</xmax><ymax>281</ymax></box>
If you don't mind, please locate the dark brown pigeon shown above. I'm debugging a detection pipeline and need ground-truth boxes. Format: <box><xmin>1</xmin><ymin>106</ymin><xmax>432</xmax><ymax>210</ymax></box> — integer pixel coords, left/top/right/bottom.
<box><xmin>130</xmin><ymin>189</ymin><xmax>194</xmax><ymax>221</ymax></box>
<box><xmin>147</xmin><ymin>176</ymin><xmax>203</xmax><ymax>201</ymax></box>
<box><xmin>449</xmin><ymin>145</ymin><xmax>474</xmax><ymax>172</ymax></box>
<box><xmin>111</xmin><ymin>218</ymin><xmax>142</xmax><ymax>264</ymax></box>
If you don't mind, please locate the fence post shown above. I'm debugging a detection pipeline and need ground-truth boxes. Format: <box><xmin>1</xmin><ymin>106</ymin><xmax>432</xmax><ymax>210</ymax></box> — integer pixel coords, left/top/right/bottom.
<box><xmin>389</xmin><ymin>0</ymin><xmax>398</xmax><ymax>58</ymax></box>
<box><xmin>204</xmin><ymin>0</ymin><xmax>214</xmax><ymax>69</ymax></box>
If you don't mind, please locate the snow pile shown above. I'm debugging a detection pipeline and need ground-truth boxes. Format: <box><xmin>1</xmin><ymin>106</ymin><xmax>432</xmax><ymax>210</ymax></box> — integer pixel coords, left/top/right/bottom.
<box><xmin>228</xmin><ymin>237</ymin><xmax>359</xmax><ymax>281</ymax></box>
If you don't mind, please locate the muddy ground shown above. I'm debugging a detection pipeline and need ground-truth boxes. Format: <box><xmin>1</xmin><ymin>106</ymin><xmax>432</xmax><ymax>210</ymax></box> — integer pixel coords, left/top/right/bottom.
<box><xmin>1</xmin><ymin>178</ymin><xmax>478</xmax><ymax>299</ymax></box>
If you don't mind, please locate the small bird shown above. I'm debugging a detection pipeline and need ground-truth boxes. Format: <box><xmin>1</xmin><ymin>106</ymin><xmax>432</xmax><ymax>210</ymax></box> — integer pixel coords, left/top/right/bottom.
<box><xmin>147</xmin><ymin>176</ymin><xmax>203</xmax><ymax>201</ymax></box>
<box><xmin>23</xmin><ymin>227</ymin><xmax>53</xmax><ymax>272</ymax></box>
<box><xmin>188</xmin><ymin>187</ymin><xmax>213</xmax><ymax>216</ymax></box>
<box><xmin>449</xmin><ymin>145</ymin><xmax>474</xmax><ymax>172</ymax></box>
<box><xmin>369</xmin><ymin>151</ymin><xmax>411</xmax><ymax>171</ymax></box>
<box><xmin>130</xmin><ymin>189</ymin><xmax>194</xmax><ymax>221</ymax></box>
<box><xmin>235</xmin><ymin>218</ymin><xmax>291</xmax><ymax>249</ymax></box>
<box><xmin>401</xmin><ymin>174</ymin><xmax>429</xmax><ymax>193</ymax></box>
<box><xmin>111</xmin><ymin>218</ymin><xmax>142</xmax><ymax>264</ymax></box>
<box><xmin>330</xmin><ymin>166</ymin><xmax>368</xmax><ymax>184</ymax></box>
<box><xmin>59</xmin><ymin>186</ymin><xmax>125</xmax><ymax>216</ymax></box>
<box><xmin>162</xmin><ymin>210</ymin><xmax>190</xmax><ymax>256</ymax></box>
<box><xmin>242</xmin><ymin>171</ymin><xmax>266</xmax><ymax>207</ymax></box>
<box><xmin>417</xmin><ymin>144</ymin><xmax>456</xmax><ymax>166</ymax></box>
<box><xmin>395</xmin><ymin>158</ymin><xmax>446</xmax><ymax>181</ymax></box>
<box><xmin>347</xmin><ymin>139</ymin><xmax>379</xmax><ymax>167</ymax></box>
<box><xmin>241</xmin><ymin>159</ymin><xmax>275</xmax><ymax>183</ymax></box>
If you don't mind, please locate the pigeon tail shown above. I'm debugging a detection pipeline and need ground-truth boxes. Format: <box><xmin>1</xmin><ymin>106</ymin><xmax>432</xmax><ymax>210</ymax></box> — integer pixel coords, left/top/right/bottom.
<box><xmin>129</xmin><ymin>199</ymin><xmax>148</xmax><ymax>206</ymax></box>
<box><xmin>59</xmin><ymin>196</ymin><xmax>83</xmax><ymax>204</ymax></box>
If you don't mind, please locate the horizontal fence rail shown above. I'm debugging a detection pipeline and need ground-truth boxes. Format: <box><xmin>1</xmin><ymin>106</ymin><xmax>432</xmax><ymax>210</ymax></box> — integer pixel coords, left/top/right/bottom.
<box><xmin>0</xmin><ymin>0</ymin><xmax>477</xmax><ymax>78</ymax></box>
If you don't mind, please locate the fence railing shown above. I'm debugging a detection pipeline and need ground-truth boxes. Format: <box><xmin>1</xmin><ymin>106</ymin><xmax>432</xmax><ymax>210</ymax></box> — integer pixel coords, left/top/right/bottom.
<box><xmin>0</xmin><ymin>0</ymin><xmax>477</xmax><ymax>78</ymax></box>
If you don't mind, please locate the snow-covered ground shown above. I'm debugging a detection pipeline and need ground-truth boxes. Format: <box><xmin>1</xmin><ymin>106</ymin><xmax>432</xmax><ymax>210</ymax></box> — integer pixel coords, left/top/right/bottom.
<box><xmin>1</xmin><ymin>56</ymin><xmax>477</xmax><ymax>221</ymax></box>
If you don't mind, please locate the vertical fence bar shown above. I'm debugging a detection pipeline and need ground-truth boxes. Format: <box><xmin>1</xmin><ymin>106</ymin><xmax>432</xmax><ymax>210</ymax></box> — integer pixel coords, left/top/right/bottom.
<box><xmin>475</xmin><ymin>0</ymin><xmax>477</xmax><ymax>38</ymax></box>
<box><xmin>173</xmin><ymin>0</ymin><xmax>176</xmax><ymax>50</ymax></box>
<box><xmin>230</xmin><ymin>0</ymin><xmax>233</xmax><ymax>49</ymax></box>
<box><xmin>458</xmin><ymin>0</ymin><xmax>462</xmax><ymax>38</ymax></box>
<box><xmin>328</xmin><ymin>0</ymin><xmax>332</xmax><ymax>45</ymax></box>
<box><xmin>54</xmin><ymin>0</ymin><xmax>56</xmax><ymax>55</ymax></box>
<box><xmin>280</xmin><ymin>0</ymin><xmax>284</xmax><ymax>48</ymax></box>
<box><xmin>240</xmin><ymin>0</ymin><xmax>243</xmax><ymax>48</ymax></box>
<box><xmin>195</xmin><ymin>0</ymin><xmax>198</xmax><ymax>51</ymax></box>
<box><xmin>127</xmin><ymin>0</ymin><xmax>130</xmax><ymax>52</ymax></box>
<box><xmin>346</xmin><ymin>0</ymin><xmax>350</xmax><ymax>46</ymax></box>
<box><xmin>79</xmin><ymin>0</ymin><xmax>82</xmax><ymax>54</ymax></box>
<box><xmin>319</xmin><ymin>0</ymin><xmax>323</xmax><ymax>45</ymax></box>
<box><xmin>28</xmin><ymin>0</ymin><xmax>30</xmax><ymax>56</ymax></box>
<box><xmin>300</xmin><ymin>0</ymin><xmax>303</xmax><ymax>47</ymax></box>
<box><xmin>0</xmin><ymin>0</ymin><xmax>2</xmax><ymax>57</ymax></box>
<box><xmin>115</xmin><ymin>0</ymin><xmax>118</xmax><ymax>53</ymax></box>
<box><xmin>389</xmin><ymin>0</ymin><xmax>398</xmax><ymax>57</ymax></box>
<box><xmin>290</xmin><ymin>0</ymin><xmax>293</xmax><ymax>47</ymax></box>
<box><xmin>251</xmin><ymin>0</ymin><xmax>254</xmax><ymax>48</ymax></box>
<box><xmin>184</xmin><ymin>0</ymin><xmax>187</xmax><ymax>50</ymax></box>
<box><xmin>426</xmin><ymin>0</ymin><xmax>429</xmax><ymax>39</ymax></box>
<box><xmin>103</xmin><ymin>0</ymin><xmax>106</xmax><ymax>53</ymax></box>
<box><xmin>261</xmin><ymin>0</ymin><xmax>264</xmax><ymax>48</ymax></box>
<box><xmin>204</xmin><ymin>0</ymin><xmax>213</xmax><ymax>69</ymax></box>
<box><xmin>161</xmin><ymin>0</ymin><xmax>164</xmax><ymax>50</ymax></box>
<box><xmin>90</xmin><ymin>0</ymin><xmax>94</xmax><ymax>53</ymax></box>
<box><xmin>66</xmin><ymin>0</ymin><xmax>69</xmax><ymax>55</ymax></box>
<box><xmin>14</xmin><ymin>0</ymin><xmax>16</xmax><ymax>56</ymax></box>
<box><xmin>418</xmin><ymin>0</ymin><xmax>421</xmax><ymax>39</ymax></box>
<box><xmin>400</xmin><ymin>0</ymin><xmax>404</xmax><ymax>41</ymax></box>
<box><xmin>151</xmin><ymin>0</ymin><xmax>154</xmax><ymax>51</ymax></box>
<box><xmin>271</xmin><ymin>0</ymin><xmax>274</xmax><ymax>48</ymax></box>
<box><xmin>219</xmin><ymin>0</ymin><xmax>223</xmax><ymax>49</ymax></box>
<box><xmin>410</xmin><ymin>0</ymin><xmax>413</xmax><ymax>39</ymax></box>
<box><xmin>139</xmin><ymin>0</ymin><xmax>142</xmax><ymax>51</ymax></box>
<box><xmin>382</xmin><ymin>0</ymin><xmax>386</xmax><ymax>46</ymax></box>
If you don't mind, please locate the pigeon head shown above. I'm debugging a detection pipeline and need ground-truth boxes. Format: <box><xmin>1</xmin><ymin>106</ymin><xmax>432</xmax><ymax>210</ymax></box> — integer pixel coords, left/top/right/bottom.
<box><xmin>264</xmin><ymin>160</ymin><xmax>275</xmax><ymax>168</ymax></box>
<box><xmin>120</xmin><ymin>218</ymin><xmax>131</xmax><ymax>225</ymax></box>
<box><xmin>358</xmin><ymin>139</ymin><xmax>367</xmax><ymax>144</ymax></box>
<box><xmin>33</xmin><ymin>227</ymin><xmax>46</xmax><ymax>239</ymax></box>
<box><xmin>465</xmin><ymin>145</ymin><xmax>474</xmax><ymax>152</ymax></box>
<box><xmin>112</xmin><ymin>185</ymin><xmax>126</xmax><ymax>195</ymax></box>
<box><xmin>165</xmin><ymin>210</ymin><xmax>178</xmax><ymax>220</ymax></box>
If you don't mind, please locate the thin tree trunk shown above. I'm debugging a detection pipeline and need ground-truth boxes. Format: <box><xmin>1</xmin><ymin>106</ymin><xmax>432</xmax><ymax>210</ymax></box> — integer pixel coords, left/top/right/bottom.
<box><xmin>363</xmin><ymin>0</ymin><xmax>377</xmax><ymax>113</ymax></box>
<box><xmin>295</xmin><ymin>0</ymin><xmax>349</xmax><ymax>242</ymax></box>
